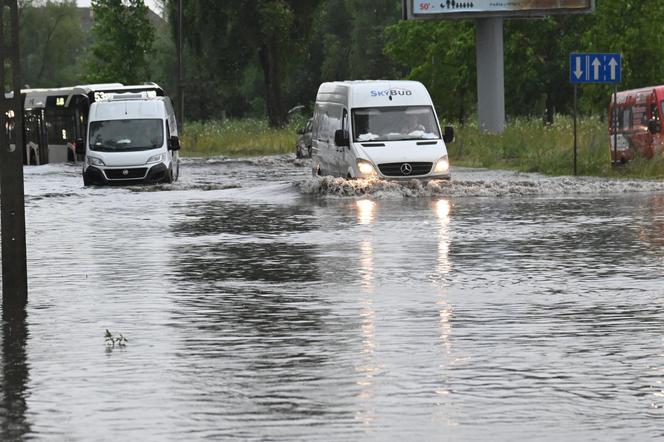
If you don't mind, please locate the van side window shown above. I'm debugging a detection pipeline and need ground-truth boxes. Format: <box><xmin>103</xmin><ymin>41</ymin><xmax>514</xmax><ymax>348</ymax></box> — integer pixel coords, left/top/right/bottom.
<box><xmin>342</xmin><ymin>109</ymin><xmax>348</xmax><ymax>132</ymax></box>
<box><xmin>166</xmin><ymin>120</ymin><xmax>171</xmax><ymax>138</ymax></box>
<box><xmin>652</xmin><ymin>103</ymin><xmax>660</xmax><ymax>121</ymax></box>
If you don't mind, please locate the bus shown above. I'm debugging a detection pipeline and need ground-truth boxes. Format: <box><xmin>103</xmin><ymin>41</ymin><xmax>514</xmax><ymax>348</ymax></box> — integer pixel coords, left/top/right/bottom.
<box><xmin>21</xmin><ymin>83</ymin><xmax>165</xmax><ymax>165</ymax></box>
<box><xmin>609</xmin><ymin>85</ymin><xmax>664</xmax><ymax>164</ymax></box>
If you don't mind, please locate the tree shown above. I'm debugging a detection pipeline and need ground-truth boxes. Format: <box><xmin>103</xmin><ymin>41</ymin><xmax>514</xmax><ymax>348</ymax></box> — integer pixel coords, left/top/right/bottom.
<box><xmin>84</xmin><ymin>0</ymin><xmax>155</xmax><ymax>84</ymax></box>
<box><xmin>19</xmin><ymin>0</ymin><xmax>86</xmax><ymax>88</ymax></box>
<box><xmin>385</xmin><ymin>20</ymin><xmax>476</xmax><ymax>123</ymax></box>
<box><xmin>345</xmin><ymin>0</ymin><xmax>403</xmax><ymax>80</ymax></box>
<box><xmin>168</xmin><ymin>0</ymin><xmax>321</xmax><ymax>126</ymax></box>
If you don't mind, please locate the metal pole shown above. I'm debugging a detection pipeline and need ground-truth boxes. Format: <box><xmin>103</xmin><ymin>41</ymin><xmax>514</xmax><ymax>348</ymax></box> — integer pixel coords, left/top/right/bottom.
<box><xmin>573</xmin><ymin>84</ymin><xmax>577</xmax><ymax>176</ymax></box>
<box><xmin>475</xmin><ymin>17</ymin><xmax>506</xmax><ymax>134</ymax></box>
<box><xmin>0</xmin><ymin>0</ymin><xmax>28</xmax><ymax>315</ymax></box>
<box><xmin>177</xmin><ymin>0</ymin><xmax>184</xmax><ymax>128</ymax></box>
<box><xmin>613</xmin><ymin>86</ymin><xmax>617</xmax><ymax>165</ymax></box>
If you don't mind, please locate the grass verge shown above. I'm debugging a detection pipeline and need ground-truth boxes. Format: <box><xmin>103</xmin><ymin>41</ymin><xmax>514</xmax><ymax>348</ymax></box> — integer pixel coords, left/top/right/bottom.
<box><xmin>181</xmin><ymin>116</ymin><xmax>664</xmax><ymax>179</ymax></box>
<box><xmin>449</xmin><ymin>115</ymin><xmax>664</xmax><ymax>179</ymax></box>
<box><xmin>181</xmin><ymin>119</ymin><xmax>297</xmax><ymax>157</ymax></box>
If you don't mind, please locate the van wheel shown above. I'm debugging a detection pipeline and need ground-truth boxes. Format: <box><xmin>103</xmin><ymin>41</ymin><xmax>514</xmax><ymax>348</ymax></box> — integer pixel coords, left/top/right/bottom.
<box><xmin>83</xmin><ymin>175</ymin><xmax>92</xmax><ymax>187</ymax></box>
<box><xmin>165</xmin><ymin>167</ymin><xmax>174</xmax><ymax>184</ymax></box>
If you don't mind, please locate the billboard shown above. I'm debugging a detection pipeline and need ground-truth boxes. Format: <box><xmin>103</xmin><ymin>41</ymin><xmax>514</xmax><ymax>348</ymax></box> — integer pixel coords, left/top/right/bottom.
<box><xmin>404</xmin><ymin>0</ymin><xmax>595</xmax><ymax>20</ymax></box>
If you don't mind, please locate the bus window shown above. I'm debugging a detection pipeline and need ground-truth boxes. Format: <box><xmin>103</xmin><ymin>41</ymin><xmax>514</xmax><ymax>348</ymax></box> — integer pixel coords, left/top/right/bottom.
<box><xmin>622</xmin><ymin>109</ymin><xmax>631</xmax><ymax>130</ymax></box>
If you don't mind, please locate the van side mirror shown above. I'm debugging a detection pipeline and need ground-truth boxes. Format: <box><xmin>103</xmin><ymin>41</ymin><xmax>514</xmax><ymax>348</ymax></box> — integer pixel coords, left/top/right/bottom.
<box><xmin>75</xmin><ymin>137</ymin><xmax>85</xmax><ymax>155</ymax></box>
<box><xmin>334</xmin><ymin>129</ymin><xmax>349</xmax><ymax>147</ymax></box>
<box><xmin>647</xmin><ymin>119</ymin><xmax>661</xmax><ymax>134</ymax></box>
<box><xmin>168</xmin><ymin>136</ymin><xmax>181</xmax><ymax>151</ymax></box>
<box><xmin>443</xmin><ymin>126</ymin><xmax>455</xmax><ymax>143</ymax></box>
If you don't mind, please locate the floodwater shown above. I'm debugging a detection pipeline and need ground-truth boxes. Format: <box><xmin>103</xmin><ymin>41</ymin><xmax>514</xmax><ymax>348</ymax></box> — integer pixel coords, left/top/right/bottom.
<box><xmin>2</xmin><ymin>156</ymin><xmax>664</xmax><ymax>440</ymax></box>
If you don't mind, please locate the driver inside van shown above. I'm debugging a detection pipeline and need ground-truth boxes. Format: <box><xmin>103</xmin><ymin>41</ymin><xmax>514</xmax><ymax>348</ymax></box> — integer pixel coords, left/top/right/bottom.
<box><xmin>401</xmin><ymin>114</ymin><xmax>426</xmax><ymax>135</ymax></box>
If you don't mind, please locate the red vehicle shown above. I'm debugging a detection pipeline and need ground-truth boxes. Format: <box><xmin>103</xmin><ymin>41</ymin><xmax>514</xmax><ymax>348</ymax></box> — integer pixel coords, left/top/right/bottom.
<box><xmin>609</xmin><ymin>85</ymin><xmax>664</xmax><ymax>163</ymax></box>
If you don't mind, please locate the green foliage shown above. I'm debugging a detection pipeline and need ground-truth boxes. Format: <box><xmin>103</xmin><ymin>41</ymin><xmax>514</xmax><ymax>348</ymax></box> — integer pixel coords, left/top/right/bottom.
<box><xmin>20</xmin><ymin>0</ymin><xmax>85</xmax><ymax>88</ymax></box>
<box><xmin>181</xmin><ymin>119</ymin><xmax>298</xmax><ymax>157</ymax></box>
<box><xmin>345</xmin><ymin>0</ymin><xmax>403</xmax><ymax>79</ymax></box>
<box><xmin>385</xmin><ymin>0</ymin><xmax>664</xmax><ymax>121</ymax></box>
<box><xmin>449</xmin><ymin>115</ymin><xmax>664</xmax><ymax>179</ymax></box>
<box><xmin>170</xmin><ymin>0</ymin><xmax>322</xmax><ymax>126</ymax></box>
<box><xmin>84</xmin><ymin>0</ymin><xmax>155</xmax><ymax>84</ymax></box>
<box><xmin>385</xmin><ymin>20</ymin><xmax>475</xmax><ymax>123</ymax></box>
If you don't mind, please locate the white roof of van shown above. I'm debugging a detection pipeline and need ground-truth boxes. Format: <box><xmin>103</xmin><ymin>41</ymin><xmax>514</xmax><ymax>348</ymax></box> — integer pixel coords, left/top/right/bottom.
<box><xmin>317</xmin><ymin>80</ymin><xmax>432</xmax><ymax>108</ymax></box>
<box><xmin>90</xmin><ymin>97</ymin><xmax>167</xmax><ymax>121</ymax></box>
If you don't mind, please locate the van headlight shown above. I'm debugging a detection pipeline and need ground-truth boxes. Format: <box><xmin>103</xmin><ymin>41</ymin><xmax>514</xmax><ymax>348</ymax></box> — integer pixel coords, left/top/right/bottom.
<box><xmin>433</xmin><ymin>156</ymin><xmax>449</xmax><ymax>174</ymax></box>
<box><xmin>87</xmin><ymin>155</ymin><xmax>105</xmax><ymax>166</ymax></box>
<box><xmin>146</xmin><ymin>153</ymin><xmax>166</xmax><ymax>164</ymax></box>
<box><xmin>357</xmin><ymin>159</ymin><xmax>376</xmax><ymax>177</ymax></box>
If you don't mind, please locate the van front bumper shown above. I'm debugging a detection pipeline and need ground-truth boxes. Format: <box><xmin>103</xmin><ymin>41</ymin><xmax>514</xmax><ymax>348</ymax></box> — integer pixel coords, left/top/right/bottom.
<box><xmin>84</xmin><ymin>163</ymin><xmax>170</xmax><ymax>185</ymax></box>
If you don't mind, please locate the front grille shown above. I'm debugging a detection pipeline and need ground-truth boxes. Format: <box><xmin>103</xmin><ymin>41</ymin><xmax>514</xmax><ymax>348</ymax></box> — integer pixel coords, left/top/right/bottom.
<box><xmin>105</xmin><ymin>168</ymin><xmax>148</xmax><ymax>180</ymax></box>
<box><xmin>378</xmin><ymin>162</ymin><xmax>432</xmax><ymax>177</ymax></box>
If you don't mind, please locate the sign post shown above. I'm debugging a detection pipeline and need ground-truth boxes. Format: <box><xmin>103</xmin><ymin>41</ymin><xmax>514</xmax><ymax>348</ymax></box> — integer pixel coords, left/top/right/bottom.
<box><xmin>569</xmin><ymin>52</ymin><xmax>622</xmax><ymax>175</ymax></box>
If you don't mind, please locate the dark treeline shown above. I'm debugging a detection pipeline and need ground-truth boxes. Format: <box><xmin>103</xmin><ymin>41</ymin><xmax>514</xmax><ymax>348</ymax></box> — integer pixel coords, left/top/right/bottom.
<box><xmin>169</xmin><ymin>0</ymin><xmax>664</xmax><ymax>125</ymax></box>
<box><xmin>18</xmin><ymin>0</ymin><xmax>664</xmax><ymax>126</ymax></box>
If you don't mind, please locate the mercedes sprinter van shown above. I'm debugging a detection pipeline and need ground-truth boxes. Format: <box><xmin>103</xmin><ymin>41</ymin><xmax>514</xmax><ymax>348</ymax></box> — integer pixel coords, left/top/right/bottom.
<box><xmin>311</xmin><ymin>80</ymin><xmax>453</xmax><ymax>180</ymax></box>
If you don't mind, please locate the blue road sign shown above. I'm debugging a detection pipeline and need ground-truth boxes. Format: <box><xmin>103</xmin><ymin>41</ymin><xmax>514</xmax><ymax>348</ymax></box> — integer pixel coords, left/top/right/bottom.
<box><xmin>569</xmin><ymin>53</ymin><xmax>621</xmax><ymax>84</ymax></box>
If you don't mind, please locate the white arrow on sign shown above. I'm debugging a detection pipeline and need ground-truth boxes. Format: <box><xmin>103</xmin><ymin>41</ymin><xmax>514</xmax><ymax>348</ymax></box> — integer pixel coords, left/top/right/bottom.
<box><xmin>592</xmin><ymin>58</ymin><xmax>601</xmax><ymax>81</ymax></box>
<box><xmin>609</xmin><ymin>57</ymin><xmax>618</xmax><ymax>80</ymax></box>
<box><xmin>574</xmin><ymin>56</ymin><xmax>583</xmax><ymax>79</ymax></box>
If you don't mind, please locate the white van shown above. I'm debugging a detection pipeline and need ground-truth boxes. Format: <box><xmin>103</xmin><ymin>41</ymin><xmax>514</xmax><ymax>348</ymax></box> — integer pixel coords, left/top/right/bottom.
<box><xmin>311</xmin><ymin>80</ymin><xmax>453</xmax><ymax>180</ymax></box>
<box><xmin>78</xmin><ymin>93</ymin><xmax>181</xmax><ymax>186</ymax></box>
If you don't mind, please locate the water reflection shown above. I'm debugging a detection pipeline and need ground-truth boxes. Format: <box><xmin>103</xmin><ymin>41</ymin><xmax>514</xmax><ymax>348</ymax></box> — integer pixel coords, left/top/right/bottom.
<box><xmin>168</xmin><ymin>200</ymin><xmax>361</xmax><ymax>427</ymax></box>
<box><xmin>432</xmin><ymin>199</ymin><xmax>455</xmax><ymax>414</ymax></box>
<box><xmin>355</xmin><ymin>199</ymin><xmax>376</xmax><ymax>226</ymax></box>
<box><xmin>356</xmin><ymin>234</ymin><xmax>377</xmax><ymax>426</ymax></box>
<box><xmin>171</xmin><ymin>202</ymin><xmax>320</xmax><ymax>285</ymax></box>
<box><xmin>434</xmin><ymin>199</ymin><xmax>452</xmax><ymax>278</ymax></box>
<box><xmin>637</xmin><ymin>194</ymin><xmax>664</xmax><ymax>248</ymax></box>
<box><xmin>0</xmin><ymin>310</ymin><xmax>30</xmax><ymax>440</ymax></box>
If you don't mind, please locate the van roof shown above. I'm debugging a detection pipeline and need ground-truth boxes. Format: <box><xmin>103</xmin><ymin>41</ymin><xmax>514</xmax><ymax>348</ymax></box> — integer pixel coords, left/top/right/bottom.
<box><xmin>89</xmin><ymin>97</ymin><xmax>169</xmax><ymax>121</ymax></box>
<box><xmin>317</xmin><ymin>80</ymin><xmax>433</xmax><ymax>108</ymax></box>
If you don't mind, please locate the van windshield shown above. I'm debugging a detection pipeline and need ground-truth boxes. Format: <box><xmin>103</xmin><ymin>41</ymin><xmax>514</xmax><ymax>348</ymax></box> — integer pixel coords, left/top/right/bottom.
<box><xmin>89</xmin><ymin>119</ymin><xmax>163</xmax><ymax>152</ymax></box>
<box><xmin>352</xmin><ymin>106</ymin><xmax>440</xmax><ymax>142</ymax></box>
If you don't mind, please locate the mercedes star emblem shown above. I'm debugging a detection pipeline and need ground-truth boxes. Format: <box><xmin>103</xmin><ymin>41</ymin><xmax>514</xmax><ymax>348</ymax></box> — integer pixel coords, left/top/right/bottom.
<box><xmin>400</xmin><ymin>163</ymin><xmax>413</xmax><ymax>175</ymax></box>
<box><xmin>122</xmin><ymin>169</ymin><xmax>129</xmax><ymax>176</ymax></box>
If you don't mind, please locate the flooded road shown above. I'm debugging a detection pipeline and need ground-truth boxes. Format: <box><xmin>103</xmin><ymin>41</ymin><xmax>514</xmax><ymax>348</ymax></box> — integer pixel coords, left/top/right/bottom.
<box><xmin>3</xmin><ymin>156</ymin><xmax>664</xmax><ymax>440</ymax></box>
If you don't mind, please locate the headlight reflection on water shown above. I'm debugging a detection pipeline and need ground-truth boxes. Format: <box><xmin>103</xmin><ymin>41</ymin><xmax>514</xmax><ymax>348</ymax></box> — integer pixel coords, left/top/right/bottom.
<box><xmin>355</xmin><ymin>199</ymin><xmax>377</xmax><ymax>225</ymax></box>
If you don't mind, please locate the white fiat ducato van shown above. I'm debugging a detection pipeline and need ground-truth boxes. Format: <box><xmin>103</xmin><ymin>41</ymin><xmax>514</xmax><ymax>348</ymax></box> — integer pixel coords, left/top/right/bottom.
<box><xmin>311</xmin><ymin>80</ymin><xmax>453</xmax><ymax>180</ymax></box>
<box><xmin>78</xmin><ymin>92</ymin><xmax>181</xmax><ymax>186</ymax></box>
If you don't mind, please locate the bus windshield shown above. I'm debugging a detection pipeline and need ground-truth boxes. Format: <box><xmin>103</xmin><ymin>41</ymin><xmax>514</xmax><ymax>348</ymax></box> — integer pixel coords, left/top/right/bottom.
<box><xmin>89</xmin><ymin>119</ymin><xmax>163</xmax><ymax>152</ymax></box>
<box><xmin>352</xmin><ymin>106</ymin><xmax>440</xmax><ymax>142</ymax></box>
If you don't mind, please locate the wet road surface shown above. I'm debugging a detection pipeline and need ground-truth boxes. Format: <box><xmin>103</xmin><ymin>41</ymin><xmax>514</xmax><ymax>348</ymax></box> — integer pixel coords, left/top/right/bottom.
<box><xmin>2</xmin><ymin>157</ymin><xmax>664</xmax><ymax>440</ymax></box>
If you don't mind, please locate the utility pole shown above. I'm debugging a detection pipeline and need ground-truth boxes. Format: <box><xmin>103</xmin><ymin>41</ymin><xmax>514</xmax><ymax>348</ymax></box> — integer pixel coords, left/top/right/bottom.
<box><xmin>177</xmin><ymin>0</ymin><xmax>184</xmax><ymax>128</ymax></box>
<box><xmin>0</xmin><ymin>0</ymin><xmax>28</xmax><ymax>316</ymax></box>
